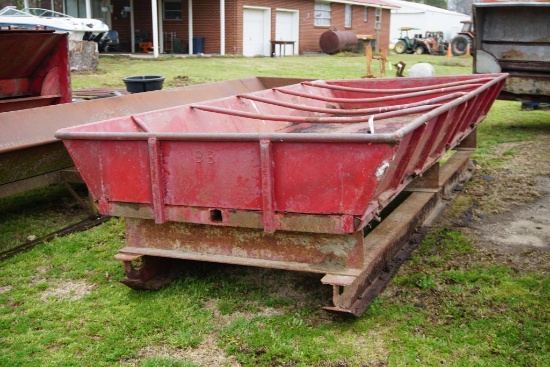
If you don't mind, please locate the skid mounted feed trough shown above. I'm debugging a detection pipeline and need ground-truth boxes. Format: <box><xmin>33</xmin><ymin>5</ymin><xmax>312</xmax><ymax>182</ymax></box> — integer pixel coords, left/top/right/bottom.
<box><xmin>56</xmin><ymin>74</ymin><xmax>507</xmax><ymax>315</ymax></box>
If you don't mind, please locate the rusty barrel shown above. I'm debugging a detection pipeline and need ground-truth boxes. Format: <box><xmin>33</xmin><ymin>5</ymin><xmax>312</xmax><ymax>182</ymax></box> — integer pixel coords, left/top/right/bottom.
<box><xmin>319</xmin><ymin>30</ymin><xmax>358</xmax><ymax>54</ymax></box>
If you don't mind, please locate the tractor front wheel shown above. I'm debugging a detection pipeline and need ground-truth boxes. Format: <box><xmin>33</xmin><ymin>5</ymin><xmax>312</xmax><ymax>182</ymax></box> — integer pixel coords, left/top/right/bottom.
<box><xmin>415</xmin><ymin>46</ymin><xmax>424</xmax><ymax>55</ymax></box>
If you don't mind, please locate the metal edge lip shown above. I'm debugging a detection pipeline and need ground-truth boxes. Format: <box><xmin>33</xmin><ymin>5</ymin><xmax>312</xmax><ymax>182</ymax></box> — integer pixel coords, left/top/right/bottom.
<box><xmin>54</xmin><ymin>73</ymin><xmax>508</xmax><ymax>144</ymax></box>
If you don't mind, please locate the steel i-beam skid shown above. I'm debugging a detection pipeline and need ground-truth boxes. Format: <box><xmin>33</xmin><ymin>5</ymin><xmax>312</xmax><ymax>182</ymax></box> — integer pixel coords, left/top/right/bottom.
<box><xmin>115</xmin><ymin>146</ymin><xmax>474</xmax><ymax>316</ymax></box>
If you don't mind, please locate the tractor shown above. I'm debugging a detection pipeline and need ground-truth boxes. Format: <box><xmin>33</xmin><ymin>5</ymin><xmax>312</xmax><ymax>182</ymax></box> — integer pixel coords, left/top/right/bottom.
<box><xmin>393</xmin><ymin>27</ymin><xmax>421</xmax><ymax>54</ymax></box>
<box><xmin>451</xmin><ymin>20</ymin><xmax>474</xmax><ymax>56</ymax></box>
<box><xmin>394</xmin><ymin>29</ymin><xmax>449</xmax><ymax>55</ymax></box>
<box><xmin>414</xmin><ymin>31</ymin><xmax>449</xmax><ymax>55</ymax></box>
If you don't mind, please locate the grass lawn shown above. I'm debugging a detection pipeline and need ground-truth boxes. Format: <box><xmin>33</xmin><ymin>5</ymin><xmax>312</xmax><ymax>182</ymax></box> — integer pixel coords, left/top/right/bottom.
<box><xmin>1</xmin><ymin>53</ymin><xmax>549</xmax><ymax>367</ymax></box>
<box><xmin>72</xmin><ymin>53</ymin><xmax>472</xmax><ymax>90</ymax></box>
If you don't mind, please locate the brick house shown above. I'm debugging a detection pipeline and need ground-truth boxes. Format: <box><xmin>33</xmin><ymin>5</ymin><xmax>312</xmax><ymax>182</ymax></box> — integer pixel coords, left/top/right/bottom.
<box><xmin>106</xmin><ymin>0</ymin><xmax>397</xmax><ymax>56</ymax></box>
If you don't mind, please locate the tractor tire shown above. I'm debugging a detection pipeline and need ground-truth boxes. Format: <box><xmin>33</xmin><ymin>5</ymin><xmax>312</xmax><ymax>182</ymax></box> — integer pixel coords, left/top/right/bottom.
<box><xmin>451</xmin><ymin>34</ymin><xmax>472</xmax><ymax>56</ymax></box>
<box><xmin>415</xmin><ymin>46</ymin><xmax>424</xmax><ymax>55</ymax></box>
<box><xmin>394</xmin><ymin>40</ymin><xmax>407</xmax><ymax>54</ymax></box>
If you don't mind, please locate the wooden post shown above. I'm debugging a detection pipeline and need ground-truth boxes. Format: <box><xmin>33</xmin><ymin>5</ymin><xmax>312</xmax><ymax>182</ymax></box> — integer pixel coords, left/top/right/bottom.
<box><xmin>365</xmin><ymin>44</ymin><xmax>373</xmax><ymax>78</ymax></box>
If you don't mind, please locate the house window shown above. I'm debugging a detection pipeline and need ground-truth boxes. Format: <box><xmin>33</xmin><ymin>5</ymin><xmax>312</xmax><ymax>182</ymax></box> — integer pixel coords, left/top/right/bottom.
<box><xmin>314</xmin><ymin>2</ymin><xmax>331</xmax><ymax>27</ymax></box>
<box><xmin>164</xmin><ymin>0</ymin><xmax>182</xmax><ymax>20</ymax></box>
<box><xmin>375</xmin><ymin>8</ymin><xmax>381</xmax><ymax>30</ymax></box>
<box><xmin>363</xmin><ymin>8</ymin><xmax>368</xmax><ymax>22</ymax></box>
<box><xmin>345</xmin><ymin>5</ymin><xmax>352</xmax><ymax>28</ymax></box>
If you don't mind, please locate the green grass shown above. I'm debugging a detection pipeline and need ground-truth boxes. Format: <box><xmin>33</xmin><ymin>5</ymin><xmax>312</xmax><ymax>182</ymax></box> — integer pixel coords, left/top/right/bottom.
<box><xmin>474</xmin><ymin>100</ymin><xmax>550</xmax><ymax>159</ymax></box>
<box><xmin>1</xmin><ymin>54</ymin><xmax>549</xmax><ymax>366</ymax></box>
<box><xmin>72</xmin><ymin>53</ymin><xmax>473</xmax><ymax>90</ymax></box>
<box><xmin>0</xmin><ymin>184</ymin><xmax>90</xmax><ymax>252</ymax></box>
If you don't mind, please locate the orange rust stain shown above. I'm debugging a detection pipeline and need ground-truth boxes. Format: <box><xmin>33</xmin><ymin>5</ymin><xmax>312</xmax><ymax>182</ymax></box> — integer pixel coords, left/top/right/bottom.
<box><xmin>501</xmin><ymin>49</ymin><xmax>525</xmax><ymax>60</ymax></box>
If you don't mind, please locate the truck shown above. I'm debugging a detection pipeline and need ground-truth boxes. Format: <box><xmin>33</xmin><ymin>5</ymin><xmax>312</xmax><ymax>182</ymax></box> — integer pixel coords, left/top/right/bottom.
<box><xmin>473</xmin><ymin>0</ymin><xmax>550</xmax><ymax>103</ymax></box>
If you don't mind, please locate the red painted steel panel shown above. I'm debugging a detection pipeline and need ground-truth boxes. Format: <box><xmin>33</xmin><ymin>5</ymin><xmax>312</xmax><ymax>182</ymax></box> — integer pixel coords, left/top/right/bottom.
<box><xmin>163</xmin><ymin>141</ymin><xmax>263</xmax><ymax>210</ymax></box>
<box><xmin>272</xmin><ymin>142</ymin><xmax>397</xmax><ymax>215</ymax></box>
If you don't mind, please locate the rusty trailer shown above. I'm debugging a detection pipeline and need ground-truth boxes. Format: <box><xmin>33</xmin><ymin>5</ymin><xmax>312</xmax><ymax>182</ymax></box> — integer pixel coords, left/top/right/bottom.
<box><xmin>56</xmin><ymin>74</ymin><xmax>507</xmax><ymax>315</ymax></box>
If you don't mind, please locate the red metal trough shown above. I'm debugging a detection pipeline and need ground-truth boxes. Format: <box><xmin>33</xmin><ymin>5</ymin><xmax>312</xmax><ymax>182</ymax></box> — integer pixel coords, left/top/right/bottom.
<box><xmin>0</xmin><ymin>29</ymin><xmax>70</xmax><ymax>113</ymax></box>
<box><xmin>56</xmin><ymin>73</ymin><xmax>507</xmax><ymax>315</ymax></box>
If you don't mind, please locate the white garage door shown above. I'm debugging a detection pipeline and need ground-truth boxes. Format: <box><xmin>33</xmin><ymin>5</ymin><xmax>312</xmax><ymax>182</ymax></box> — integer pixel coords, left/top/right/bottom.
<box><xmin>243</xmin><ymin>8</ymin><xmax>270</xmax><ymax>57</ymax></box>
<box><xmin>275</xmin><ymin>10</ymin><xmax>299</xmax><ymax>56</ymax></box>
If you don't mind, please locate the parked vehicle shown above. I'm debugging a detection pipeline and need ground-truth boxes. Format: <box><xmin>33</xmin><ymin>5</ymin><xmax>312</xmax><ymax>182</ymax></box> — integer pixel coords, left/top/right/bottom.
<box><xmin>451</xmin><ymin>20</ymin><xmax>474</xmax><ymax>56</ymax></box>
<box><xmin>394</xmin><ymin>28</ymin><xmax>448</xmax><ymax>55</ymax></box>
<box><xmin>0</xmin><ymin>6</ymin><xmax>108</xmax><ymax>43</ymax></box>
<box><xmin>393</xmin><ymin>27</ymin><xmax>420</xmax><ymax>54</ymax></box>
<box><xmin>414</xmin><ymin>31</ymin><xmax>449</xmax><ymax>55</ymax></box>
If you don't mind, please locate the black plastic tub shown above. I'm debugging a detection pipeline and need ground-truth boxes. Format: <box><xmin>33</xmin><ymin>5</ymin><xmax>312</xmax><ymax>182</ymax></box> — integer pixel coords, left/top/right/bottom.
<box><xmin>123</xmin><ymin>75</ymin><xmax>165</xmax><ymax>93</ymax></box>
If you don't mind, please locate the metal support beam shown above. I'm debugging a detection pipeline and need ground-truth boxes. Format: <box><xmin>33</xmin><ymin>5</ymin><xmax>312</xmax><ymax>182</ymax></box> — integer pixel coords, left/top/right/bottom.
<box><xmin>188</xmin><ymin>0</ymin><xmax>193</xmax><ymax>55</ymax></box>
<box><xmin>220</xmin><ymin>0</ymin><xmax>225</xmax><ymax>55</ymax></box>
<box><xmin>151</xmin><ymin>0</ymin><xmax>159</xmax><ymax>58</ymax></box>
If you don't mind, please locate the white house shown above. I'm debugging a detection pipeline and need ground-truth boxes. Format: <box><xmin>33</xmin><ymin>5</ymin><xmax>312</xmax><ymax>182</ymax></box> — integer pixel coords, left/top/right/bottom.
<box><xmin>385</xmin><ymin>0</ymin><xmax>469</xmax><ymax>44</ymax></box>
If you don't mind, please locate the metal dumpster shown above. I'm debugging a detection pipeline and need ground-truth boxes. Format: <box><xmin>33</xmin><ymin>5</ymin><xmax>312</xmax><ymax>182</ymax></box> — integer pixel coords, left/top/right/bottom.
<box><xmin>56</xmin><ymin>73</ymin><xmax>507</xmax><ymax>315</ymax></box>
<box><xmin>0</xmin><ymin>29</ymin><xmax>71</xmax><ymax>112</ymax></box>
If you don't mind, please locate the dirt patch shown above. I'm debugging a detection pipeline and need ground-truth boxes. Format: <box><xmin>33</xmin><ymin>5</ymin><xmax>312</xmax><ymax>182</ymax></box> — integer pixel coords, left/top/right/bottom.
<box><xmin>0</xmin><ymin>285</ymin><xmax>13</xmax><ymax>294</ymax></box>
<box><xmin>474</xmin><ymin>176</ymin><xmax>550</xmax><ymax>249</ymax></box>
<box><xmin>465</xmin><ymin>141</ymin><xmax>550</xmax><ymax>215</ymax></box>
<box><xmin>41</xmin><ymin>280</ymin><xmax>95</xmax><ymax>301</ymax></box>
<box><xmin>462</xmin><ymin>175</ymin><xmax>550</xmax><ymax>275</ymax></box>
<box><xmin>203</xmin><ymin>298</ymin><xmax>284</xmax><ymax>328</ymax></box>
<box><xmin>448</xmin><ymin>140</ymin><xmax>550</xmax><ymax>273</ymax></box>
<box><xmin>166</xmin><ymin>75</ymin><xmax>195</xmax><ymax>88</ymax></box>
<box><xmin>127</xmin><ymin>341</ymin><xmax>241</xmax><ymax>367</ymax></box>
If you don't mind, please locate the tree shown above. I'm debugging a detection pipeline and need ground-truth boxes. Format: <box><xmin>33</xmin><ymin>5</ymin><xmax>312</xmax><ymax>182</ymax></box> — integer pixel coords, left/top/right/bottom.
<box><xmin>448</xmin><ymin>0</ymin><xmax>476</xmax><ymax>16</ymax></box>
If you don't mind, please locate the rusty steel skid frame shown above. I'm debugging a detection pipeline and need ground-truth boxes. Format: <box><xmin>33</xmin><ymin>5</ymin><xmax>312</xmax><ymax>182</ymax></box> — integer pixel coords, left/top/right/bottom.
<box><xmin>115</xmin><ymin>143</ymin><xmax>475</xmax><ymax>315</ymax></box>
<box><xmin>323</xmin><ymin>150</ymin><xmax>474</xmax><ymax>315</ymax></box>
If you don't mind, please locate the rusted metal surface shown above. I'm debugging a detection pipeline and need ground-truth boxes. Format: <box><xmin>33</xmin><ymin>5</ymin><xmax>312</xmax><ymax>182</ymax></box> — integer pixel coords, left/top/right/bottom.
<box><xmin>0</xmin><ymin>77</ymin><xmax>305</xmax><ymax>196</ymax></box>
<box><xmin>0</xmin><ymin>29</ymin><xmax>71</xmax><ymax>112</ymax></box>
<box><xmin>473</xmin><ymin>1</ymin><xmax>550</xmax><ymax>102</ymax></box>
<box><xmin>0</xmin><ymin>142</ymin><xmax>74</xmax><ymax>186</ymax></box>
<box><xmin>115</xmin><ymin>148</ymin><xmax>475</xmax><ymax>314</ymax></box>
<box><xmin>57</xmin><ymin>74</ymin><xmax>507</xmax><ymax>234</ymax></box>
<box><xmin>323</xmin><ymin>149</ymin><xmax>474</xmax><ymax>315</ymax></box>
